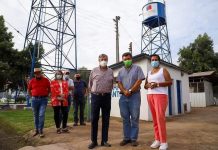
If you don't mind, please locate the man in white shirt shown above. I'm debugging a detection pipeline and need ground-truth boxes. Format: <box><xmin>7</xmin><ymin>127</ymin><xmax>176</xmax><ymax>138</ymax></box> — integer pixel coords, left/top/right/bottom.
<box><xmin>64</xmin><ymin>70</ymin><xmax>74</xmax><ymax>112</ymax></box>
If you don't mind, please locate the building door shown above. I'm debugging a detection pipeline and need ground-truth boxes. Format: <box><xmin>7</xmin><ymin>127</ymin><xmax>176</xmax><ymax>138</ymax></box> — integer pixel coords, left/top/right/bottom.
<box><xmin>176</xmin><ymin>80</ymin><xmax>182</xmax><ymax>114</ymax></box>
<box><xmin>168</xmin><ymin>85</ymin><xmax>172</xmax><ymax>115</ymax></box>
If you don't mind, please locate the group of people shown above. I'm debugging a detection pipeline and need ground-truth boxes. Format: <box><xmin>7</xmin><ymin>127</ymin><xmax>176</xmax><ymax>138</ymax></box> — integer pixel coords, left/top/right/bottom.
<box><xmin>88</xmin><ymin>52</ymin><xmax>172</xmax><ymax>150</ymax></box>
<box><xmin>28</xmin><ymin>69</ymin><xmax>87</xmax><ymax>136</ymax></box>
<box><xmin>28</xmin><ymin>52</ymin><xmax>172</xmax><ymax>150</ymax></box>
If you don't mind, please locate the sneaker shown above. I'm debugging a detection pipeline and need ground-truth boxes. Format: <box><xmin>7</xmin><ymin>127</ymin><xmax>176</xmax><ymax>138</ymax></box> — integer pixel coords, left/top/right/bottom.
<box><xmin>101</xmin><ymin>142</ymin><xmax>111</xmax><ymax>147</ymax></box>
<box><xmin>131</xmin><ymin>140</ymin><xmax>138</xmax><ymax>147</ymax></box>
<box><xmin>62</xmin><ymin>128</ymin><xmax>69</xmax><ymax>133</ymax></box>
<box><xmin>88</xmin><ymin>142</ymin><xmax>98</xmax><ymax>149</ymax></box>
<box><xmin>73</xmin><ymin>123</ymin><xmax>78</xmax><ymax>126</ymax></box>
<box><xmin>150</xmin><ymin>140</ymin><xmax>161</xmax><ymax>149</ymax></box>
<box><xmin>32</xmin><ymin>130</ymin><xmax>39</xmax><ymax>137</ymax></box>
<box><xmin>159</xmin><ymin>143</ymin><xmax>168</xmax><ymax>150</ymax></box>
<box><xmin>57</xmin><ymin>128</ymin><xmax>61</xmax><ymax>134</ymax></box>
<box><xmin>80</xmin><ymin>122</ymin><xmax>86</xmax><ymax>126</ymax></box>
<box><xmin>39</xmin><ymin>131</ymin><xmax>44</xmax><ymax>138</ymax></box>
<box><xmin>120</xmin><ymin>139</ymin><xmax>131</xmax><ymax>146</ymax></box>
<box><xmin>39</xmin><ymin>133</ymin><xmax>45</xmax><ymax>138</ymax></box>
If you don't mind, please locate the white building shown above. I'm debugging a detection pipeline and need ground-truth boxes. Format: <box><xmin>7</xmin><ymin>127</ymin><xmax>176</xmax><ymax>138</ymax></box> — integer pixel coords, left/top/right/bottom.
<box><xmin>109</xmin><ymin>53</ymin><xmax>191</xmax><ymax>121</ymax></box>
<box><xmin>189</xmin><ymin>71</ymin><xmax>218</xmax><ymax>107</ymax></box>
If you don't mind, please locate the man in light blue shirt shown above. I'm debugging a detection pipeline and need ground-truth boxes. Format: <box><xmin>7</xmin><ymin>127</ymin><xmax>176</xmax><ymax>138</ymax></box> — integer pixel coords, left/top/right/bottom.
<box><xmin>116</xmin><ymin>52</ymin><xmax>145</xmax><ymax>147</ymax></box>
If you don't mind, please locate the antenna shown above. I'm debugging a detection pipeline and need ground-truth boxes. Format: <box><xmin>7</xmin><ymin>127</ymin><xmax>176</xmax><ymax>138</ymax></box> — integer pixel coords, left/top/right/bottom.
<box><xmin>24</xmin><ymin>0</ymin><xmax>77</xmax><ymax>77</ymax></box>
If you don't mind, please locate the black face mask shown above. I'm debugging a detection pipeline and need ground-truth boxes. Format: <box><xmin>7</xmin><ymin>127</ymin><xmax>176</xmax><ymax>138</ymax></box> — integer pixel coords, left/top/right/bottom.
<box><xmin>76</xmin><ymin>77</ymin><xmax>81</xmax><ymax>80</ymax></box>
<box><xmin>36</xmin><ymin>77</ymin><xmax>42</xmax><ymax>80</ymax></box>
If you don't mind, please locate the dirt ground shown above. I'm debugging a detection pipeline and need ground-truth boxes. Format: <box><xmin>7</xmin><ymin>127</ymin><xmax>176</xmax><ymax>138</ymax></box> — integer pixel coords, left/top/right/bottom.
<box><xmin>20</xmin><ymin>106</ymin><xmax>218</xmax><ymax>150</ymax></box>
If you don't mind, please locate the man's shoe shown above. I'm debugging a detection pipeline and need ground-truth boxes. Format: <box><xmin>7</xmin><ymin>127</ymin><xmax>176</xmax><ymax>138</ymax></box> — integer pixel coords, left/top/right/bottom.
<box><xmin>159</xmin><ymin>143</ymin><xmax>168</xmax><ymax>150</ymax></box>
<box><xmin>57</xmin><ymin>128</ymin><xmax>61</xmax><ymax>134</ymax></box>
<box><xmin>73</xmin><ymin>123</ymin><xmax>78</xmax><ymax>126</ymax></box>
<box><xmin>62</xmin><ymin>128</ymin><xmax>69</xmax><ymax>133</ymax></box>
<box><xmin>32</xmin><ymin>130</ymin><xmax>39</xmax><ymax>137</ymax></box>
<box><xmin>80</xmin><ymin>122</ymin><xmax>86</xmax><ymax>126</ymax></box>
<box><xmin>120</xmin><ymin>140</ymin><xmax>131</xmax><ymax>146</ymax></box>
<box><xmin>88</xmin><ymin>142</ymin><xmax>98</xmax><ymax>149</ymax></box>
<box><xmin>131</xmin><ymin>140</ymin><xmax>138</xmax><ymax>147</ymax></box>
<box><xmin>150</xmin><ymin>140</ymin><xmax>161</xmax><ymax>148</ymax></box>
<box><xmin>39</xmin><ymin>133</ymin><xmax>45</xmax><ymax>138</ymax></box>
<box><xmin>101</xmin><ymin>142</ymin><xmax>111</xmax><ymax>147</ymax></box>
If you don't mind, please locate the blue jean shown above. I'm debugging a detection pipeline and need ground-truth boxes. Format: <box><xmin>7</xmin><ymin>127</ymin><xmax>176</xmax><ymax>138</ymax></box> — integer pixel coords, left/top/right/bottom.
<box><xmin>119</xmin><ymin>92</ymin><xmax>141</xmax><ymax>140</ymax></box>
<box><xmin>31</xmin><ymin>97</ymin><xmax>48</xmax><ymax>132</ymax></box>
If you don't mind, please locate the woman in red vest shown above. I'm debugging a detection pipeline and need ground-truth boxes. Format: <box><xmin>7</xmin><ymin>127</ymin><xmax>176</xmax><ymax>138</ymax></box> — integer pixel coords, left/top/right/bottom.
<box><xmin>51</xmin><ymin>70</ymin><xmax>69</xmax><ymax>133</ymax></box>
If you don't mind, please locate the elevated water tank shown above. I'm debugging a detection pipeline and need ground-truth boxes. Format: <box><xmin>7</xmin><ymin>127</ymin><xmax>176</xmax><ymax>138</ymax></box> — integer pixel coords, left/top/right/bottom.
<box><xmin>142</xmin><ymin>1</ymin><xmax>166</xmax><ymax>28</ymax></box>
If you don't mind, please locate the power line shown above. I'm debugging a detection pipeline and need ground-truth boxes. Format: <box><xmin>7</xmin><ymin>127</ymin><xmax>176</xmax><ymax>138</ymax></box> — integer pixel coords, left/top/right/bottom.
<box><xmin>4</xmin><ymin>20</ymin><xmax>25</xmax><ymax>38</ymax></box>
<box><xmin>119</xmin><ymin>22</ymin><xmax>140</xmax><ymax>50</ymax></box>
<box><xmin>18</xmin><ymin>0</ymin><xmax>29</xmax><ymax>14</ymax></box>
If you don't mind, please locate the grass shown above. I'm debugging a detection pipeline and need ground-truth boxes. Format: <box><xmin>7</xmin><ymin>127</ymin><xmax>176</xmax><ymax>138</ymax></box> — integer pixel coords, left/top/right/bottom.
<box><xmin>0</xmin><ymin>106</ymin><xmax>77</xmax><ymax>135</ymax></box>
<box><xmin>0</xmin><ymin>100</ymin><xmax>90</xmax><ymax>135</ymax></box>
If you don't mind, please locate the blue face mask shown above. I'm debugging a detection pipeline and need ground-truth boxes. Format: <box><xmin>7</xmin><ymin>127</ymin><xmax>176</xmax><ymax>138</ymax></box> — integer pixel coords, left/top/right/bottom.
<box><xmin>151</xmin><ymin>61</ymin><xmax>159</xmax><ymax>68</ymax></box>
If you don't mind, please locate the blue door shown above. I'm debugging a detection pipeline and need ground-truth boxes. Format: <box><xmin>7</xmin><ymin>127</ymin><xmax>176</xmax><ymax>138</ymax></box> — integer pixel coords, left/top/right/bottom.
<box><xmin>168</xmin><ymin>85</ymin><xmax>172</xmax><ymax>115</ymax></box>
<box><xmin>176</xmin><ymin>80</ymin><xmax>182</xmax><ymax>114</ymax></box>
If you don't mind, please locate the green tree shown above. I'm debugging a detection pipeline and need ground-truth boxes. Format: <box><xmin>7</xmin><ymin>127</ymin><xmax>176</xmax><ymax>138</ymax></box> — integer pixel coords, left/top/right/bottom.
<box><xmin>0</xmin><ymin>15</ymin><xmax>15</xmax><ymax>90</ymax></box>
<box><xmin>0</xmin><ymin>15</ymin><xmax>45</xmax><ymax>90</ymax></box>
<box><xmin>178</xmin><ymin>33</ymin><xmax>217</xmax><ymax>73</ymax></box>
<box><xmin>70</xmin><ymin>67</ymin><xmax>90</xmax><ymax>83</ymax></box>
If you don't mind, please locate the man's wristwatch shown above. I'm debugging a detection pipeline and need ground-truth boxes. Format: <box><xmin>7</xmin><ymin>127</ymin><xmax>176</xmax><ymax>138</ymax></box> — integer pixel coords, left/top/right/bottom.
<box><xmin>157</xmin><ymin>83</ymin><xmax>160</xmax><ymax>87</ymax></box>
<box><xmin>129</xmin><ymin>89</ymin><xmax>132</xmax><ymax>94</ymax></box>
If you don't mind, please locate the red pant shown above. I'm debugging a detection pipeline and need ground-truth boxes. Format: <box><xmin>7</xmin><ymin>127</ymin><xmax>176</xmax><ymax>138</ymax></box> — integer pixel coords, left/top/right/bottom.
<box><xmin>147</xmin><ymin>94</ymin><xmax>168</xmax><ymax>143</ymax></box>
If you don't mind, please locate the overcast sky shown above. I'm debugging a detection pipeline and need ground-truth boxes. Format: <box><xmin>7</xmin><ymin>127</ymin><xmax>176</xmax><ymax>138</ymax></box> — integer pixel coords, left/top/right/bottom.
<box><xmin>0</xmin><ymin>0</ymin><xmax>218</xmax><ymax>70</ymax></box>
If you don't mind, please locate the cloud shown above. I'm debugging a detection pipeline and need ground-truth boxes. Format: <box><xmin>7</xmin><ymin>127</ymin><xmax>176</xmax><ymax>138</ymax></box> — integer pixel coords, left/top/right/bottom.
<box><xmin>0</xmin><ymin>0</ymin><xmax>218</xmax><ymax>69</ymax></box>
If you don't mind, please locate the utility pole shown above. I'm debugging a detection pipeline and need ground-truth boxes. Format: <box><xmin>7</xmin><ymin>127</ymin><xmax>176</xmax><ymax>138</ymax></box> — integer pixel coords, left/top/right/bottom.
<box><xmin>113</xmin><ymin>16</ymin><xmax>120</xmax><ymax>63</ymax></box>
<box><xmin>129</xmin><ymin>42</ymin><xmax>132</xmax><ymax>54</ymax></box>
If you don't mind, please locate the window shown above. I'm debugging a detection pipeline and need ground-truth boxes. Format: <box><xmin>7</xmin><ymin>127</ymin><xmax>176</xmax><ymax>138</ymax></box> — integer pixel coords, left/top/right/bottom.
<box><xmin>189</xmin><ymin>82</ymin><xmax>204</xmax><ymax>93</ymax></box>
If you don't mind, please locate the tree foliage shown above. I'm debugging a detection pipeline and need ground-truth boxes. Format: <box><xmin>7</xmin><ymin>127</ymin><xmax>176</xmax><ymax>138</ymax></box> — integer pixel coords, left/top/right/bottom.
<box><xmin>178</xmin><ymin>33</ymin><xmax>218</xmax><ymax>73</ymax></box>
<box><xmin>0</xmin><ymin>15</ymin><xmax>15</xmax><ymax>90</ymax></box>
<box><xmin>0</xmin><ymin>15</ymin><xmax>44</xmax><ymax>90</ymax></box>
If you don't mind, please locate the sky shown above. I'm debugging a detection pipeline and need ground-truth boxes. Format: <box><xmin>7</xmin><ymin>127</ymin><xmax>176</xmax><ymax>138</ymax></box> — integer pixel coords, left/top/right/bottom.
<box><xmin>0</xmin><ymin>0</ymin><xmax>218</xmax><ymax>70</ymax></box>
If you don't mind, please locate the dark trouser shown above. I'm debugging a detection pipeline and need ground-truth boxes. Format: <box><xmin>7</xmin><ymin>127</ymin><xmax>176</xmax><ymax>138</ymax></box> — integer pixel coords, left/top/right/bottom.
<box><xmin>53</xmin><ymin>106</ymin><xmax>68</xmax><ymax>129</ymax></box>
<box><xmin>73</xmin><ymin>97</ymin><xmax>86</xmax><ymax>124</ymax></box>
<box><xmin>91</xmin><ymin>93</ymin><xmax>111</xmax><ymax>143</ymax></box>
<box><xmin>67</xmin><ymin>94</ymin><xmax>72</xmax><ymax>113</ymax></box>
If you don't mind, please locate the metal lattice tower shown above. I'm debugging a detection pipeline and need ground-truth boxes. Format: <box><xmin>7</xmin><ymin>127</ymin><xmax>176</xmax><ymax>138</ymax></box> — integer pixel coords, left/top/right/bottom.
<box><xmin>141</xmin><ymin>0</ymin><xmax>172</xmax><ymax>63</ymax></box>
<box><xmin>24</xmin><ymin>0</ymin><xmax>77</xmax><ymax>77</ymax></box>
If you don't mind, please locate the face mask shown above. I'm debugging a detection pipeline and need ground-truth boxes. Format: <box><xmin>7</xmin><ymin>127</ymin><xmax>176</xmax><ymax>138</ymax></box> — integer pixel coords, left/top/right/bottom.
<box><xmin>36</xmin><ymin>76</ymin><xmax>42</xmax><ymax>80</ymax></box>
<box><xmin>123</xmin><ymin>60</ymin><xmax>132</xmax><ymax>68</ymax></box>
<box><xmin>151</xmin><ymin>61</ymin><xmax>160</xmax><ymax>68</ymax></box>
<box><xmin>64</xmin><ymin>75</ymin><xmax>69</xmax><ymax>80</ymax></box>
<box><xmin>99</xmin><ymin>61</ymin><xmax>108</xmax><ymax>67</ymax></box>
<box><xmin>76</xmin><ymin>77</ymin><xmax>81</xmax><ymax>80</ymax></box>
<box><xmin>56</xmin><ymin>75</ymin><xmax>62</xmax><ymax>80</ymax></box>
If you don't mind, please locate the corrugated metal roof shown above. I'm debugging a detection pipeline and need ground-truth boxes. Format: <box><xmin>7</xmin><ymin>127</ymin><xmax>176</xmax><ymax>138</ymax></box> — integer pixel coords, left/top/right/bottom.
<box><xmin>189</xmin><ymin>71</ymin><xmax>215</xmax><ymax>77</ymax></box>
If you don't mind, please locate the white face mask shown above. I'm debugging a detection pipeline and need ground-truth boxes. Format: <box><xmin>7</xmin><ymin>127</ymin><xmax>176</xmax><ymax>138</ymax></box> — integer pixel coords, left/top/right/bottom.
<box><xmin>56</xmin><ymin>75</ymin><xmax>62</xmax><ymax>80</ymax></box>
<box><xmin>99</xmin><ymin>61</ymin><xmax>108</xmax><ymax>67</ymax></box>
<box><xmin>64</xmin><ymin>75</ymin><xmax>69</xmax><ymax>79</ymax></box>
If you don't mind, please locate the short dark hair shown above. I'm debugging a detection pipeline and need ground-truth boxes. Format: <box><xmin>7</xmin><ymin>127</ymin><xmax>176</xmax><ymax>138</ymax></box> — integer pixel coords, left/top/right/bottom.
<box><xmin>150</xmin><ymin>54</ymin><xmax>160</xmax><ymax>61</ymax></box>
<box><xmin>122</xmin><ymin>52</ymin><xmax>132</xmax><ymax>58</ymax></box>
<box><xmin>98</xmin><ymin>54</ymin><xmax>108</xmax><ymax>60</ymax></box>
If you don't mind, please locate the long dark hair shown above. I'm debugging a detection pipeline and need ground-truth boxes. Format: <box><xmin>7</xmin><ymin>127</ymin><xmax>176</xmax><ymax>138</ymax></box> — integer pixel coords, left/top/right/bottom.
<box><xmin>55</xmin><ymin>70</ymin><xmax>63</xmax><ymax>80</ymax></box>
